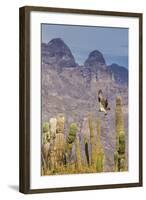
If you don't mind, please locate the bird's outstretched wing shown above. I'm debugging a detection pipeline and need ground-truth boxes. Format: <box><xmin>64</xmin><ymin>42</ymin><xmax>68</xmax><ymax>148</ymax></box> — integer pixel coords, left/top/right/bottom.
<box><xmin>98</xmin><ymin>89</ymin><xmax>103</xmax><ymax>103</ymax></box>
<box><xmin>98</xmin><ymin>89</ymin><xmax>105</xmax><ymax>106</ymax></box>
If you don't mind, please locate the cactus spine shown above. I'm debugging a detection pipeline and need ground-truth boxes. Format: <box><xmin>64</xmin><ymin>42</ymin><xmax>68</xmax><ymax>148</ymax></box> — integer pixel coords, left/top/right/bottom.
<box><xmin>96</xmin><ymin>117</ymin><xmax>104</xmax><ymax>172</ymax></box>
<box><xmin>114</xmin><ymin>97</ymin><xmax>126</xmax><ymax>172</ymax></box>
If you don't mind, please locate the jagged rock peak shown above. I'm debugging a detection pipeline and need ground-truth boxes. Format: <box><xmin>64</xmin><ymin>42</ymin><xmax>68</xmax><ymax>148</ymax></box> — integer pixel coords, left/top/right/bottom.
<box><xmin>84</xmin><ymin>50</ymin><xmax>106</xmax><ymax>68</ymax></box>
<box><xmin>47</xmin><ymin>38</ymin><xmax>68</xmax><ymax>49</ymax></box>
<box><xmin>109</xmin><ymin>63</ymin><xmax>120</xmax><ymax>68</ymax></box>
<box><xmin>42</xmin><ymin>38</ymin><xmax>77</xmax><ymax>68</ymax></box>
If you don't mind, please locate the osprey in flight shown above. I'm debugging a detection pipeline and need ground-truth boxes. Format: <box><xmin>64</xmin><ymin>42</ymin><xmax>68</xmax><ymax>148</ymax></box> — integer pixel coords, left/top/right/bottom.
<box><xmin>98</xmin><ymin>89</ymin><xmax>110</xmax><ymax>115</ymax></box>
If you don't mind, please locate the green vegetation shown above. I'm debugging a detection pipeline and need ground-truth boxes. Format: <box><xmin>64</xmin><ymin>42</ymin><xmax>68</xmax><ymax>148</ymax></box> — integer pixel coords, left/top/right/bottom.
<box><xmin>41</xmin><ymin>96</ymin><xmax>127</xmax><ymax>175</ymax></box>
<box><xmin>75</xmin><ymin>136</ymin><xmax>82</xmax><ymax>171</ymax></box>
<box><xmin>114</xmin><ymin>97</ymin><xmax>126</xmax><ymax>172</ymax></box>
<box><xmin>43</xmin><ymin>122</ymin><xmax>50</xmax><ymax>132</ymax></box>
<box><xmin>67</xmin><ymin>123</ymin><xmax>78</xmax><ymax>144</ymax></box>
<box><xmin>88</xmin><ymin>114</ymin><xmax>96</xmax><ymax>167</ymax></box>
<box><xmin>96</xmin><ymin>117</ymin><xmax>105</xmax><ymax>172</ymax></box>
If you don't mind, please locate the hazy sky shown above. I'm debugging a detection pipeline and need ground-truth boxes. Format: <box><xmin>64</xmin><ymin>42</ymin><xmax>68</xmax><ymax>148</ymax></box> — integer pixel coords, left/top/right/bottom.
<box><xmin>42</xmin><ymin>24</ymin><xmax>128</xmax><ymax>68</ymax></box>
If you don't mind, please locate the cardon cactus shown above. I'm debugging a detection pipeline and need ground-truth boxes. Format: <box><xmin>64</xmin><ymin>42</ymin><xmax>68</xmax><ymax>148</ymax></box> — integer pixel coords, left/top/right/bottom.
<box><xmin>96</xmin><ymin>117</ymin><xmax>101</xmax><ymax>145</ymax></box>
<box><xmin>119</xmin><ymin>132</ymin><xmax>125</xmax><ymax>154</ymax></box>
<box><xmin>119</xmin><ymin>158</ymin><xmax>126</xmax><ymax>171</ymax></box>
<box><xmin>42</xmin><ymin>122</ymin><xmax>51</xmax><ymax>173</ymax></box>
<box><xmin>67</xmin><ymin>123</ymin><xmax>78</xmax><ymax>144</ymax></box>
<box><xmin>96</xmin><ymin>152</ymin><xmax>104</xmax><ymax>172</ymax></box>
<box><xmin>55</xmin><ymin>114</ymin><xmax>65</xmax><ymax>167</ymax></box>
<box><xmin>43</xmin><ymin>122</ymin><xmax>49</xmax><ymax>133</ymax></box>
<box><xmin>66</xmin><ymin>123</ymin><xmax>78</xmax><ymax>160</ymax></box>
<box><xmin>55</xmin><ymin>134</ymin><xmax>65</xmax><ymax>168</ymax></box>
<box><xmin>49</xmin><ymin>144</ymin><xmax>57</xmax><ymax>172</ymax></box>
<box><xmin>115</xmin><ymin>97</ymin><xmax>124</xmax><ymax>147</ymax></box>
<box><xmin>96</xmin><ymin>117</ymin><xmax>104</xmax><ymax>172</ymax></box>
<box><xmin>49</xmin><ymin>117</ymin><xmax>57</xmax><ymax>139</ymax></box>
<box><xmin>117</xmin><ymin>131</ymin><xmax>126</xmax><ymax>171</ymax></box>
<box><xmin>114</xmin><ymin>97</ymin><xmax>126</xmax><ymax>172</ymax></box>
<box><xmin>75</xmin><ymin>136</ymin><xmax>82</xmax><ymax>171</ymax></box>
<box><xmin>114</xmin><ymin>151</ymin><xmax>119</xmax><ymax>172</ymax></box>
<box><xmin>56</xmin><ymin>114</ymin><xmax>65</xmax><ymax>134</ymax></box>
<box><xmin>88</xmin><ymin>114</ymin><xmax>96</xmax><ymax>167</ymax></box>
<box><xmin>42</xmin><ymin>122</ymin><xmax>50</xmax><ymax>144</ymax></box>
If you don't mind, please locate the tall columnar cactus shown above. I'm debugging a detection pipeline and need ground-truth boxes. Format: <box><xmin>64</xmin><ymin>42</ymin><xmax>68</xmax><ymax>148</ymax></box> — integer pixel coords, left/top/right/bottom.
<box><xmin>42</xmin><ymin>122</ymin><xmax>51</xmax><ymax>174</ymax></box>
<box><xmin>88</xmin><ymin>114</ymin><xmax>96</xmax><ymax>167</ymax></box>
<box><xmin>114</xmin><ymin>97</ymin><xmax>126</xmax><ymax>172</ymax></box>
<box><xmin>75</xmin><ymin>136</ymin><xmax>82</xmax><ymax>171</ymax></box>
<box><xmin>49</xmin><ymin>117</ymin><xmax>57</xmax><ymax>139</ymax></box>
<box><xmin>56</xmin><ymin>114</ymin><xmax>65</xmax><ymax>134</ymax></box>
<box><xmin>66</xmin><ymin>123</ymin><xmax>78</xmax><ymax>161</ymax></box>
<box><xmin>96</xmin><ymin>117</ymin><xmax>104</xmax><ymax>172</ymax></box>
<box><xmin>42</xmin><ymin>122</ymin><xmax>50</xmax><ymax>144</ymax></box>
<box><xmin>115</xmin><ymin>97</ymin><xmax>125</xmax><ymax>148</ymax></box>
<box><xmin>49</xmin><ymin>117</ymin><xmax>57</xmax><ymax>171</ymax></box>
<box><xmin>55</xmin><ymin>114</ymin><xmax>65</xmax><ymax>167</ymax></box>
<box><xmin>97</xmin><ymin>117</ymin><xmax>101</xmax><ymax>145</ymax></box>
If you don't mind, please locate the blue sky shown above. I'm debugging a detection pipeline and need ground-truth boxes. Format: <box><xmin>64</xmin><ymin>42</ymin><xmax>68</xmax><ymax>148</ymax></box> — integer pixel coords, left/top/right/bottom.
<box><xmin>42</xmin><ymin>24</ymin><xmax>128</xmax><ymax>68</ymax></box>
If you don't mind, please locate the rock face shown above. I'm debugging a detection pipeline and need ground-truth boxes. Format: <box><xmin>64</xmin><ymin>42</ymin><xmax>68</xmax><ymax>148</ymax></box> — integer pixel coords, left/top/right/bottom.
<box><xmin>82</xmin><ymin>50</ymin><xmax>112</xmax><ymax>85</ymax></box>
<box><xmin>108</xmin><ymin>63</ymin><xmax>128</xmax><ymax>85</ymax></box>
<box><xmin>41</xmin><ymin>38</ymin><xmax>128</xmax><ymax>172</ymax></box>
<box><xmin>42</xmin><ymin>38</ymin><xmax>77</xmax><ymax>69</ymax></box>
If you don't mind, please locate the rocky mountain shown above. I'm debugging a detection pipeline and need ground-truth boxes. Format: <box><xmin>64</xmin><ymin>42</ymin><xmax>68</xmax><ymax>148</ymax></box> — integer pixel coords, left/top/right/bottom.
<box><xmin>42</xmin><ymin>38</ymin><xmax>78</xmax><ymax>70</ymax></box>
<box><xmin>82</xmin><ymin>50</ymin><xmax>113</xmax><ymax>85</ymax></box>
<box><xmin>84</xmin><ymin>50</ymin><xmax>106</xmax><ymax>67</ymax></box>
<box><xmin>41</xmin><ymin>38</ymin><xmax>128</xmax><ymax>172</ymax></box>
